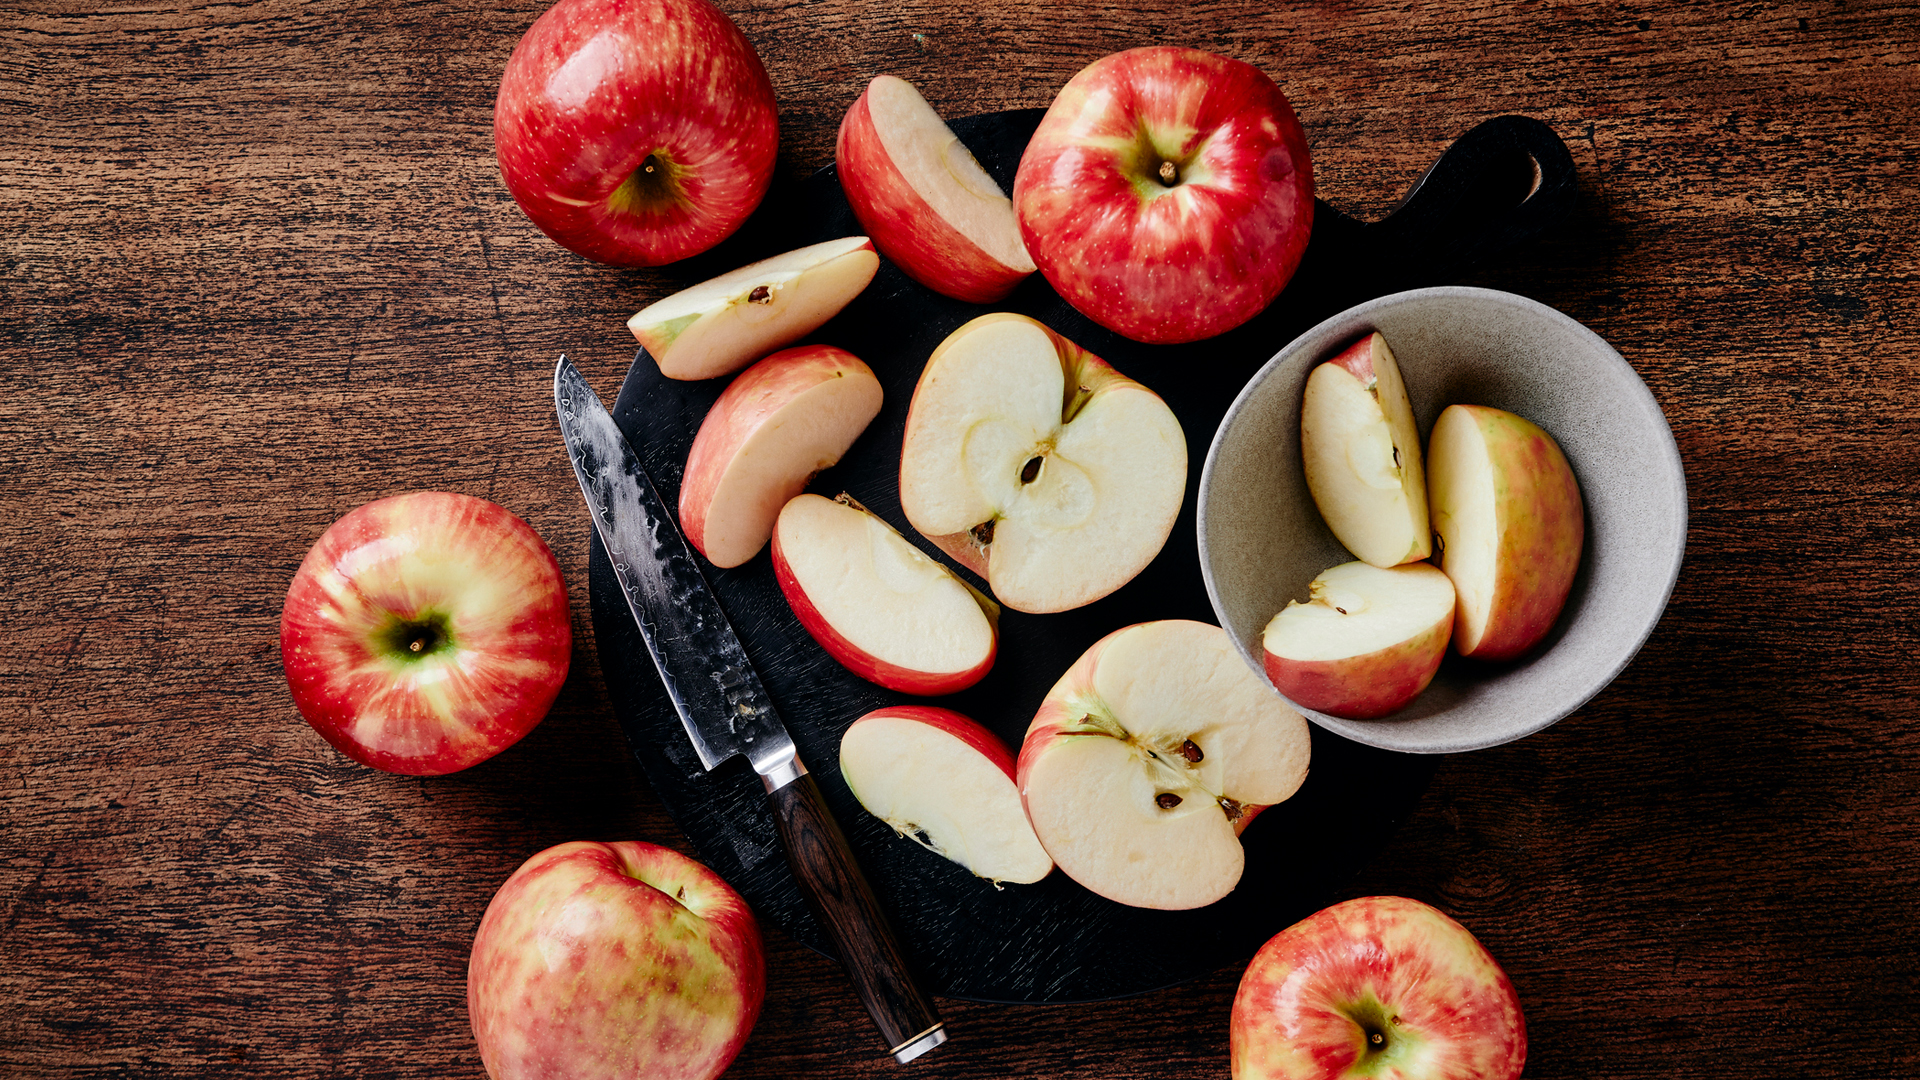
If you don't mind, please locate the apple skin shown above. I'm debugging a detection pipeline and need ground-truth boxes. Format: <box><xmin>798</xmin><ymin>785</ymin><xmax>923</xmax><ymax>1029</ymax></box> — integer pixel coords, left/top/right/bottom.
<box><xmin>679</xmin><ymin>344</ymin><xmax>883</xmax><ymax>568</ymax></box>
<box><xmin>1231</xmin><ymin>896</ymin><xmax>1526</xmax><ymax>1080</ymax></box>
<box><xmin>493</xmin><ymin>0</ymin><xmax>778</xmax><ymax>266</ymax></box>
<box><xmin>1012</xmin><ymin>46</ymin><xmax>1314</xmax><ymax>344</ymax></box>
<box><xmin>469</xmin><ymin>841</ymin><xmax>765</xmax><ymax>1080</ymax></box>
<box><xmin>1427</xmin><ymin>404</ymin><xmax>1585</xmax><ymax>661</ymax></box>
<box><xmin>279</xmin><ymin>491</ymin><xmax>572</xmax><ymax>776</ymax></box>
<box><xmin>770</xmin><ymin>497</ymin><xmax>999</xmax><ymax>696</ymax></box>
<box><xmin>837</xmin><ymin>76</ymin><xmax>1034</xmax><ymax>303</ymax></box>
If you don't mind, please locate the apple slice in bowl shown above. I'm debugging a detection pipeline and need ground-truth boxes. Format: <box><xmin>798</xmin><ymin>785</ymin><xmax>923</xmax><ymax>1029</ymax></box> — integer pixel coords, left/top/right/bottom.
<box><xmin>1300</xmin><ymin>331</ymin><xmax>1430</xmax><ymax>568</ymax></box>
<box><xmin>771</xmin><ymin>493</ymin><xmax>998</xmax><ymax>696</ymax></box>
<box><xmin>840</xmin><ymin>706</ymin><xmax>1052</xmax><ymax>886</ymax></box>
<box><xmin>1262</xmin><ymin>561</ymin><xmax>1456</xmax><ymax>720</ymax></box>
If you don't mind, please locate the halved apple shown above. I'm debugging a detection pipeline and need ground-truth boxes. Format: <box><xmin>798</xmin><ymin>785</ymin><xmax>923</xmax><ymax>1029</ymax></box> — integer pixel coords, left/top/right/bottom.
<box><xmin>1016</xmin><ymin>620</ymin><xmax>1311</xmax><ymax>910</ymax></box>
<box><xmin>840</xmin><ymin>705</ymin><xmax>1052</xmax><ymax>886</ymax></box>
<box><xmin>836</xmin><ymin>75</ymin><xmax>1035</xmax><ymax>303</ymax></box>
<box><xmin>679</xmin><ymin>345</ymin><xmax>883</xmax><ymax>568</ymax></box>
<box><xmin>1427</xmin><ymin>404</ymin><xmax>1585</xmax><ymax>661</ymax></box>
<box><xmin>1262</xmin><ymin>561</ymin><xmax>1455</xmax><ymax>720</ymax></box>
<box><xmin>628</xmin><ymin>236</ymin><xmax>880</xmax><ymax>381</ymax></box>
<box><xmin>898</xmin><ymin>312</ymin><xmax>1186</xmax><ymax>614</ymax></box>
<box><xmin>771</xmin><ymin>493</ymin><xmax>999</xmax><ymax>695</ymax></box>
<box><xmin>1300</xmin><ymin>332</ymin><xmax>1430</xmax><ymax>568</ymax></box>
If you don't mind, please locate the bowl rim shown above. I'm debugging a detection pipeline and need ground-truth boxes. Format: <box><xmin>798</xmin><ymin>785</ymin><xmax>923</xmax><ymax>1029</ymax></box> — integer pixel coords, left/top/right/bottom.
<box><xmin>1197</xmin><ymin>285</ymin><xmax>1688</xmax><ymax>754</ymax></box>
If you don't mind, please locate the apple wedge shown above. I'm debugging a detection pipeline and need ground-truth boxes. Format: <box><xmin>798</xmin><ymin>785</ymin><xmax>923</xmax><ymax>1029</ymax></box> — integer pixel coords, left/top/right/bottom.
<box><xmin>898</xmin><ymin>312</ymin><xmax>1186</xmax><ymax>614</ymax></box>
<box><xmin>771</xmin><ymin>494</ymin><xmax>999</xmax><ymax>695</ymax></box>
<box><xmin>840</xmin><ymin>706</ymin><xmax>1052</xmax><ymax>886</ymax></box>
<box><xmin>679</xmin><ymin>345</ymin><xmax>883</xmax><ymax>568</ymax></box>
<box><xmin>628</xmin><ymin>236</ymin><xmax>880</xmax><ymax>381</ymax></box>
<box><xmin>837</xmin><ymin>75</ymin><xmax>1035</xmax><ymax>303</ymax></box>
<box><xmin>1017</xmin><ymin>620</ymin><xmax>1311</xmax><ymax>910</ymax></box>
<box><xmin>1262</xmin><ymin>561</ymin><xmax>1455</xmax><ymax>720</ymax></box>
<box><xmin>1427</xmin><ymin>404</ymin><xmax>1585</xmax><ymax>661</ymax></box>
<box><xmin>1300</xmin><ymin>332</ymin><xmax>1430</xmax><ymax>568</ymax></box>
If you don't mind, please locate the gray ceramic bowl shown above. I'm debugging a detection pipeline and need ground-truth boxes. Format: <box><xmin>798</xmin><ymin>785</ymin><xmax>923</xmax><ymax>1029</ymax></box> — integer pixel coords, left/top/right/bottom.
<box><xmin>1198</xmin><ymin>287</ymin><xmax>1687</xmax><ymax>753</ymax></box>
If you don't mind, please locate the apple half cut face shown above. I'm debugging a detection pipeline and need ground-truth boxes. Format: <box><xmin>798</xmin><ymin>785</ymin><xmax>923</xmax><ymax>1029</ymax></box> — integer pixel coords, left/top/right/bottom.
<box><xmin>1301</xmin><ymin>332</ymin><xmax>1431</xmax><ymax>568</ymax></box>
<box><xmin>1016</xmin><ymin>620</ymin><xmax>1311</xmax><ymax>910</ymax></box>
<box><xmin>1230</xmin><ymin>895</ymin><xmax>1527</xmax><ymax>1080</ymax></box>
<box><xmin>839</xmin><ymin>706</ymin><xmax>1052</xmax><ymax>885</ymax></box>
<box><xmin>680</xmin><ymin>345</ymin><xmax>884</xmax><ymax>569</ymax></box>
<box><xmin>629</xmin><ymin>236</ymin><xmax>880</xmax><ymax>381</ymax></box>
<box><xmin>898</xmin><ymin>312</ymin><xmax>1187</xmax><ymax>614</ymax></box>
<box><xmin>1263</xmin><ymin>561</ymin><xmax>1455</xmax><ymax>720</ymax></box>
<box><xmin>837</xmin><ymin>74</ymin><xmax>1035</xmax><ymax>303</ymax></box>
<box><xmin>1427</xmin><ymin>404</ymin><xmax>1585</xmax><ymax>661</ymax></box>
<box><xmin>771</xmin><ymin>494</ymin><xmax>999</xmax><ymax>695</ymax></box>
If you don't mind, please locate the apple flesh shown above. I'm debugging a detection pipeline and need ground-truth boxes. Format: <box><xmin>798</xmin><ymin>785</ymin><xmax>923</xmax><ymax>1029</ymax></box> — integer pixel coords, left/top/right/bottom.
<box><xmin>680</xmin><ymin>345</ymin><xmax>883</xmax><ymax>568</ymax></box>
<box><xmin>1012</xmin><ymin>46</ymin><xmax>1314</xmax><ymax>344</ymax></box>
<box><xmin>469</xmin><ymin>841</ymin><xmax>765</xmax><ymax>1080</ymax></box>
<box><xmin>493</xmin><ymin>0</ymin><xmax>779</xmax><ymax>266</ymax></box>
<box><xmin>629</xmin><ymin>236</ymin><xmax>880</xmax><ymax>380</ymax></box>
<box><xmin>279</xmin><ymin>491</ymin><xmax>572</xmax><ymax>776</ymax></box>
<box><xmin>1301</xmin><ymin>332</ymin><xmax>1431</xmax><ymax>568</ymax></box>
<box><xmin>1262</xmin><ymin>561</ymin><xmax>1455</xmax><ymax>720</ymax></box>
<box><xmin>840</xmin><ymin>706</ymin><xmax>1052</xmax><ymax>885</ymax></box>
<box><xmin>898</xmin><ymin>312</ymin><xmax>1186</xmax><ymax>614</ymax></box>
<box><xmin>1231</xmin><ymin>895</ymin><xmax>1526</xmax><ymax>1080</ymax></box>
<box><xmin>837</xmin><ymin>75</ymin><xmax>1035</xmax><ymax>303</ymax></box>
<box><xmin>1427</xmin><ymin>404</ymin><xmax>1585</xmax><ymax>661</ymax></box>
<box><xmin>771</xmin><ymin>494</ymin><xmax>999</xmax><ymax>695</ymax></box>
<box><xmin>1017</xmin><ymin>620</ymin><xmax>1311</xmax><ymax>910</ymax></box>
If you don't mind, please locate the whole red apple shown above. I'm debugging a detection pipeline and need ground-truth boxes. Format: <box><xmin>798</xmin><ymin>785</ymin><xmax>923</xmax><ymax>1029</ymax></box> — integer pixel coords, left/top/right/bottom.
<box><xmin>1231</xmin><ymin>896</ymin><xmax>1526</xmax><ymax>1080</ymax></box>
<box><xmin>493</xmin><ymin>0</ymin><xmax>779</xmax><ymax>266</ymax></box>
<box><xmin>1012</xmin><ymin>46</ymin><xmax>1314</xmax><ymax>344</ymax></box>
<box><xmin>469</xmin><ymin>841</ymin><xmax>766</xmax><ymax>1080</ymax></box>
<box><xmin>279</xmin><ymin>491</ymin><xmax>571</xmax><ymax>776</ymax></box>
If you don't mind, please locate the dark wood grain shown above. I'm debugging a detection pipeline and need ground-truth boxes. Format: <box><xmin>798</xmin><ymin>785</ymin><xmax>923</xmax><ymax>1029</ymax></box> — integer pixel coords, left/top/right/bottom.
<box><xmin>4</xmin><ymin>0</ymin><xmax>1919</xmax><ymax>1077</ymax></box>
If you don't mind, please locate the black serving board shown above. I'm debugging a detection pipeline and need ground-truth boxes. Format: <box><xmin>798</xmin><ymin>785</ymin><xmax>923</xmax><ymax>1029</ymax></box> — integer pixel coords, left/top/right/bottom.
<box><xmin>586</xmin><ymin>110</ymin><xmax>1576</xmax><ymax>1004</ymax></box>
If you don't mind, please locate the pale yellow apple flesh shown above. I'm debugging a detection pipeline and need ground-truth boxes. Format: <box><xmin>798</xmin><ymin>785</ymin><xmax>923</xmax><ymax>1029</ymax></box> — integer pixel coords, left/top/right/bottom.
<box><xmin>772</xmin><ymin>494</ymin><xmax>997</xmax><ymax>693</ymax></box>
<box><xmin>898</xmin><ymin>313</ymin><xmax>1186</xmax><ymax>614</ymax></box>
<box><xmin>679</xmin><ymin>346</ymin><xmax>883</xmax><ymax>569</ymax></box>
<box><xmin>1300</xmin><ymin>332</ymin><xmax>1430</xmax><ymax>567</ymax></box>
<box><xmin>840</xmin><ymin>709</ymin><xmax>1052</xmax><ymax>885</ymax></box>
<box><xmin>1262</xmin><ymin>561</ymin><xmax>1455</xmax><ymax>719</ymax></box>
<box><xmin>1017</xmin><ymin>620</ymin><xmax>1311</xmax><ymax>910</ymax></box>
<box><xmin>1427</xmin><ymin>403</ymin><xmax>1585</xmax><ymax>661</ymax></box>
<box><xmin>628</xmin><ymin>236</ymin><xmax>880</xmax><ymax>381</ymax></box>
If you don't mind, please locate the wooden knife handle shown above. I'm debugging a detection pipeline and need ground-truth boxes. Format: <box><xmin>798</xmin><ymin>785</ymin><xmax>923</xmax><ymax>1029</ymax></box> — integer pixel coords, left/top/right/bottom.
<box><xmin>766</xmin><ymin>770</ymin><xmax>946</xmax><ymax>1063</ymax></box>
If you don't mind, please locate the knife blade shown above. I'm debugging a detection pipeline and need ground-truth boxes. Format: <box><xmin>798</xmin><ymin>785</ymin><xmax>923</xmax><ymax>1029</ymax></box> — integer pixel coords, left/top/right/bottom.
<box><xmin>554</xmin><ymin>355</ymin><xmax>946</xmax><ymax>1065</ymax></box>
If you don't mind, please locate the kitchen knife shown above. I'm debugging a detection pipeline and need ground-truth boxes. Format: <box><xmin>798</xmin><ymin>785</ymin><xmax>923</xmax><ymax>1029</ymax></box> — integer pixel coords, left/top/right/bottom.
<box><xmin>553</xmin><ymin>355</ymin><xmax>946</xmax><ymax>1065</ymax></box>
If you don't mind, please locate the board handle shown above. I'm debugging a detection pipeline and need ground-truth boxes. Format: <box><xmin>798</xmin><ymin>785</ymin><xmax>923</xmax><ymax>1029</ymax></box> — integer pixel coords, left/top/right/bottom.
<box><xmin>1364</xmin><ymin>114</ymin><xmax>1578</xmax><ymax>279</ymax></box>
<box><xmin>765</xmin><ymin>769</ymin><xmax>946</xmax><ymax>1064</ymax></box>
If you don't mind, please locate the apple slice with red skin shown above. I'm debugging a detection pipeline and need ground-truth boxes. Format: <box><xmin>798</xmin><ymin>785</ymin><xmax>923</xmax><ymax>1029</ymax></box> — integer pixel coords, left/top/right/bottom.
<box><xmin>839</xmin><ymin>706</ymin><xmax>1052</xmax><ymax>885</ymax></box>
<box><xmin>279</xmin><ymin>491</ymin><xmax>571</xmax><ymax>776</ymax></box>
<box><xmin>629</xmin><ymin>237</ymin><xmax>880</xmax><ymax>381</ymax></box>
<box><xmin>1012</xmin><ymin>46</ymin><xmax>1314</xmax><ymax>344</ymax></box>
<box><xmin>898</xmin><ymin>312</ymin><xmax>1186</xmax><ymax>614</ymax></box>
<box><xmin>1427</xmin><ymin>404</ymin><xmax>1585</xmax><ymax>661</ymax></box>
<box><xmin>1301</xmin><ymin>332</ymin><xmax>1431</xmax><ymax>568</ymax></box>
<box><xmin>771</xmin><ymin>493</ymin><xmax>999</xmax><ymax>695</ymax></box>
<box><xmin>1263</xmin><ymin>561</ymin><xmax>1455</xmax><ymax>720</ymax></box>
<box><xmin>469</xmin><ymin>841</ymin><xmax>766</xmax><ymax>1080</ymax></box>
<box><xmin>837</xmin><ymin>74</ymin><xmax>1035</xmax><ymax>303</ymax></box>
<box><xmin>1017</xmin><ymin>620</ymin><xmax>1311</xmax><ymax>910</ymax></box>
<box><xmin>680</xmin><ymin>345</ymin><xmax>883</xmax><ymax>569</ymax></box>
<box><xmin>1231</xmin><ymin>895</ymin><xmax>1526</xmax><ymax>1080</ymax></box>
<box><xmin>493</xmin><ymin>0</ymin><xmax>779</xmax><ymax>267</ymax></box>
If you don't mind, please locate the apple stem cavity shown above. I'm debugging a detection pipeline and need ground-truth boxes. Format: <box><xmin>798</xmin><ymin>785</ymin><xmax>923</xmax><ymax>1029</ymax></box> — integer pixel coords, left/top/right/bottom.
<box><xmin>380</xmin><ymin>611</ymin><xmax>452</xmax><ymax>661</ymax></box>
<box><xmin>610</xmin><ymin>152</ymin><xmax>686</xmax><ymax>216</ymax></box>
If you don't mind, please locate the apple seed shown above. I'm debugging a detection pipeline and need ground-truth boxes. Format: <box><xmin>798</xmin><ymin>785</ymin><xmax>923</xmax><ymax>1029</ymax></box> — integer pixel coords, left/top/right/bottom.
<box><xmin>748</xmin><ymin>284</ymin><xmax>772</xmax><ymax>304</ymax></box>
<box><xmin>1020</xmin><ymin>455</ymin><xmax>1044</xmax><ymax>484</ymax></box>
<box><xmin>1179</xmin><ymin>738</ymin><xmax>1203</xmax><ymax>763</ymax></box>
<box><xmin>1155</xmin><ymin>792</ymin><xmax>1182</xmax><ymax>809</ymax></box>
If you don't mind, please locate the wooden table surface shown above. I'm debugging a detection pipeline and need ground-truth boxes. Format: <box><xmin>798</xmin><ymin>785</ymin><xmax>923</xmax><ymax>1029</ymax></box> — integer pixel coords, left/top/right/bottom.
<box><xmin>7</xmin><ymin>0</ymin><xmax>1918</xmax><ymax>1076</ymax></box>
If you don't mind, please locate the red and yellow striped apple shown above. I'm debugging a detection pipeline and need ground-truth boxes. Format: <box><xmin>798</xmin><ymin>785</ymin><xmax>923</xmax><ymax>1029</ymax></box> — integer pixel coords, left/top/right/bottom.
<box><xmin>1262</xmin><ymin>561</ymin><xmax>1455</xmax><ymax>720</ymax></box>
